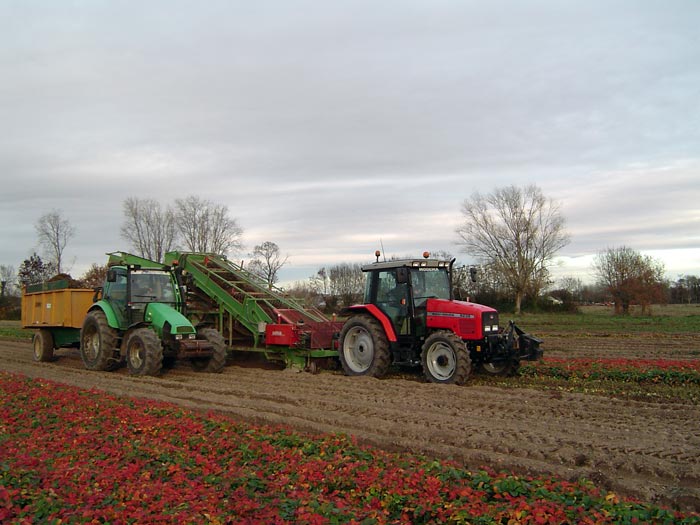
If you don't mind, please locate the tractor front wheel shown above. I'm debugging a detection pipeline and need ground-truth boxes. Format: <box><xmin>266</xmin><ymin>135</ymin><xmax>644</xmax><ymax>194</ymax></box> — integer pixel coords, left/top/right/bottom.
<box><xmin>339</xmin><ymin>315</ymin><xmax>390</xmax><ymax>378</ymax></box>
<box><xmin>191</xmin><ymin>328</ymin><xmax>227</xmax><ymax>373</ymax></box>
<box><xmin>421</xmin><ymin>331</ymin><xmax>471</xmax><ymax>385</ymax></box>
<box><xmin>32</xmin><ymin>329</ymin><xmax>54</xmax><ymax>362</ymax></box>
<box><xmin>125</xmin><ymin>328</ymin><xmax>163</xmax><ymax>376</ymax></box>
<box><xmin>80</xmin><ymin>311</ymin><xmax>120</xmax><ymax>371</ymax></box>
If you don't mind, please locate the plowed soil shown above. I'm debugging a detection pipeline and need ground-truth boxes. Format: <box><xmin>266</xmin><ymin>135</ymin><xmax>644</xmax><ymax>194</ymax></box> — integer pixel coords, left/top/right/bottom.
<box><xmin>1</xmin><ymin>338</ymin><xmax>699</xmax><ymax>512</ymax></box>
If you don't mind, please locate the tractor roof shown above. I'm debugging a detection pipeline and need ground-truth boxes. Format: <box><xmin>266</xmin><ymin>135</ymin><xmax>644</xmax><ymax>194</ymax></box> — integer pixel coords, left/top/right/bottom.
<box><xmin>361</xmin><ymin>259</ymin><xmax>452</xmax><ymax>272</ymax></box>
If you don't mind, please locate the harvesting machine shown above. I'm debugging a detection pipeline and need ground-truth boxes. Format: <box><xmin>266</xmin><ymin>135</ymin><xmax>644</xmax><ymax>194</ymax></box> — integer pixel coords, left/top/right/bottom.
<box><xmin>162</xmin><ymin>250</ymin><xmax>542</xmax><ymax>385</ymax></box>
<box><xmin>162</xmin><ymin>251</ymin><xmax>341</xmax><ymax>371</ymax></box>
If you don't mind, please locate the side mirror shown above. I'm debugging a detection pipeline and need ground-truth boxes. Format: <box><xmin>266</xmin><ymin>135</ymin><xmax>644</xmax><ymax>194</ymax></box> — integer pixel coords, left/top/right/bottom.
<box><xmin>469</xmin><ymin>267</ymin><xmax>478</xmax><ymax>283</ymax></box>
<box><xmin>396</xmin><ymin>267</ymin><xmax>409</xmax><ymax>284</ymax></box>
<box><xmin>106</xmin><ymin>270</ymin><xmax>117</xmax><ymax>283</ymax></box>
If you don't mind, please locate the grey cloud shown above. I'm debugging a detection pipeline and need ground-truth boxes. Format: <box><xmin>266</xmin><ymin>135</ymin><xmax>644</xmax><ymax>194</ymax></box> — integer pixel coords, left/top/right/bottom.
<box><xmin>1</xmin><ymin>1</ymin><xmax>699</xmax><ymax>282</ymax></box>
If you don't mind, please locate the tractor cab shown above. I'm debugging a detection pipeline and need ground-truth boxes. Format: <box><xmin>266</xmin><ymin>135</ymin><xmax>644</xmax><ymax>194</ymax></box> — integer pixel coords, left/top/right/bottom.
<box><xmin>361</xmin><ymin>254</ymin><xmax>453</xmax><ymax>339</ymax></box>
<box><xmin>103</xmin><ymin>266</ymin><xmax>181</xmax><ymax>328</ymax></box>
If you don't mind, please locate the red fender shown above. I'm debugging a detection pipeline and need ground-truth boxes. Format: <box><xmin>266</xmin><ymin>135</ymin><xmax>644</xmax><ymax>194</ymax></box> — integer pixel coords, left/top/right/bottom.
<box><xmin>342</xmin><ymin>304</ymin><xmax>398</xmax><ymax>342</ymax></box>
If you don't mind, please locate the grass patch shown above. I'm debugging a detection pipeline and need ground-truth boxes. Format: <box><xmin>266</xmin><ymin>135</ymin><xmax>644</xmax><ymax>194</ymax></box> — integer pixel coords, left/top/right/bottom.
<box><xmin>0</xmin><ymin>320</ymin><xmax>32</xmax><ymax>340</ymax></box>
<box><xmin>511</xmin><ymin>305</ymin><xmax>700</xmax><ymax>334</ymax></box>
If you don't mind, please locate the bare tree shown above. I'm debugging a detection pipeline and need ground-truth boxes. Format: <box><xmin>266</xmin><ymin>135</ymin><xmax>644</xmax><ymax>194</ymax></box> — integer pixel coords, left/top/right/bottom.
<box><xmin>248</xmin><ymin>241</ymin><xmax>288</xmax><ymax>289</ymax></box>
<box><xmin>457</xmin><ymin>185</ymin><xmax>569</xmax><ymax>314</ymax></box>
<box><xmin>593</xmin><ymin>246</ymin><xmax>666</xmax><ymax>315</ymax></box>
<box><xmin>556</xmin><ymin>276</ymin><xmax>585</xmax><ymax>303</ymax></box>
<box><xmin>328</xmin><ymin>263</ymin><xmax>365</xmax><ymax>307</ymax></box>
<box><xmin>0</xmin><ymin>265</ymin><xmax>16</xmax><ymax>297</ymax></box>
<box><xmin>120</xmin><ymin>197</ymin><xmax>177</xmax><ymax>262</ymax></box>
<box><xmin>175</xmin><ymin>195</ymin><xmax>243</xmax><ymax>255</ymax></box>
<box><xmin>310</xmin><ymin>267</ymin><xmax>330</xmax><ymax>296</ymax></box>
<box><xmin>35</xmin><ymin>210</ymin><xmax>75</xmax><ymax>273</ymax></box>
<box><xmin>671</xmin><ymin>275</ymin><xmax>700</xmax><ymax>304</ymax></box>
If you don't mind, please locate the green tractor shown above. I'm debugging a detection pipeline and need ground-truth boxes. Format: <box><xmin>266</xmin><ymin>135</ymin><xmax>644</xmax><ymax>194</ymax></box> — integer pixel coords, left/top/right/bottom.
<box><xmin>80</xmin><ymin>254</ymin><xmax>226</xmax><ymax>376</ymax></box>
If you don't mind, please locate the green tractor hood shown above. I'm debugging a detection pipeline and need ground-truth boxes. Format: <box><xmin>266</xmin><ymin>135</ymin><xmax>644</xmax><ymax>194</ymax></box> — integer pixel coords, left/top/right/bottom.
<box><xmin>145</xmin><ymin>302</ymin><xmax>196</xmax><ymax>336</ymax></box>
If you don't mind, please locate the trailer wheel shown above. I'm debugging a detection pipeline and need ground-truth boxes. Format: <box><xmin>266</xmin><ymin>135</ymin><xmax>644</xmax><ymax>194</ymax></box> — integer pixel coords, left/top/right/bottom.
<box><xmin>125</xmin><ymin>328</ymin><xmax>163</xmax><ymax>376</ymax></box>
<box><xmin>191</xmin><ymin>328</ymin><xmax>227</xmax><ymax>373</ymax></box>
<box><xmin>339</xmin><ymin>314</ymin><xmax>390</xmax><ymax>378</ymax></box>
<box><xmin>480</xmin><ymin>360</ymin><xmax>520</xmax><ymax>377</ymax></box>
<box><xmin>32</xmin><ymin>329</ymin><xmax>54</xmax><ymax>362</ymax></box>
<box><xmin>421</xmin><ymin>331</ymin><xmax>471</xmax><ymax>385</ymax></box>
<box><xmin>80</xmin><ymin>311</ymin><xmax>120</xmax><ymax>371</ymax></box>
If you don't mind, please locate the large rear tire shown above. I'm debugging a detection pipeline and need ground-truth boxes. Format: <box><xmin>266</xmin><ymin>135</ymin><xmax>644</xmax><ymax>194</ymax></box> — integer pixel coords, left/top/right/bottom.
<box><xmin>125</xmin><ymin>328</ymin><xmax>163</xmax><ymax>376</ymax></box>
<box><xmin>80</xmin><ymin>310</ymin><xmax>120</xmax><ymax>371</ymax></box>
<box><xmin>32</xmin><ymin>329</ymin><xmax>54</xmax><ymax>362</ymax></box>
<box><xmin>191</xmin><ymin>328</ymin><xmax>227</xmax><ymax>373</ymax></box>
<box><xmin>421</xmin><ymin>331</ymin><xmax>471</xmax><ymax>385</ymax></box>
<box><xmin>339</xmin><ymin>314</ymin><xmax>391</xmax><ymax>378</ymax></box>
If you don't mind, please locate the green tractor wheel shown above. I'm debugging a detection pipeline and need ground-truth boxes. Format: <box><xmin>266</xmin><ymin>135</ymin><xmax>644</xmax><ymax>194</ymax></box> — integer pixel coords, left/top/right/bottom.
<box><xmin>190</xmin><ymin>328</ymin><xmax>227</xmax><ymax>373</ymax></box>
<box><xmin>125</xmin><ymin>328</ymin><xmax>163</xmax><ymax>376</ymax></box>
<box><xmin>80</xmin><ymin>311</ymin><xmax>120</xmax><ymax>371</ymax></box>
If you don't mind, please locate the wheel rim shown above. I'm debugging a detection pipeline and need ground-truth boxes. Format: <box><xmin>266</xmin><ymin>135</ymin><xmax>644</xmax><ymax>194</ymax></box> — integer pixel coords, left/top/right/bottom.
<box><xmin>343</xmin><ymin>326</ymin><xmax>375</xmax><ymax>373</ymax></box>
<box><xmin>33</xmin><ymin>337</ymin><xmax>41</xmax><ymax>359</ymax></box>
<box><xmin>84</xmin><ymin>326</ymin><xmax>99</xmax><ymax>361</ymax></box>
<box><xmin>425</xmin><ymin>341</ymin><xmax>456</xmax><ymax>381</ymax></box>
<box><xmin>129</xmin><ymin>339</ymin><xmax>144</xmax><ymax>369</ymax></box>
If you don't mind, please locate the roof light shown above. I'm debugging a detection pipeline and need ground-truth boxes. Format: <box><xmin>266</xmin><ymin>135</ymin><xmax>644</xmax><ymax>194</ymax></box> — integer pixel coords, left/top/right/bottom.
<box><xmin>423</xmin><ymin>251</ymin><xmax>430</xmax><ymax>259</ymax></box>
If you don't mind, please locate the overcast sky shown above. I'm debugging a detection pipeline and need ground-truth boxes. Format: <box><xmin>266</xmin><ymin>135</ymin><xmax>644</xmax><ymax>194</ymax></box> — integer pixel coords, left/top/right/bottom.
<box><xmin>1</xmin><ymin>0</ymin><xmax>699</xmax><ymax>286</ymax></box>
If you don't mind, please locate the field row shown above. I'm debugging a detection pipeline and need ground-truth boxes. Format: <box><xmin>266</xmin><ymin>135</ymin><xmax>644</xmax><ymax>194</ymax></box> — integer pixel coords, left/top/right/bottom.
<box><xmin>2</xmin><ymin>372</ymin><xmax>698</xmax><ymax>524</ymax></box>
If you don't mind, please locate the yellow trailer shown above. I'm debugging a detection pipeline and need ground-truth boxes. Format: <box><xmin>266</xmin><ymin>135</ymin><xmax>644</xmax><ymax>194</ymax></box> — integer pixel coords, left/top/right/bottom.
<box><xmin>21</xmin><ymin>281</ymin><xmax>95</xmax><ymax>362</ymax></box>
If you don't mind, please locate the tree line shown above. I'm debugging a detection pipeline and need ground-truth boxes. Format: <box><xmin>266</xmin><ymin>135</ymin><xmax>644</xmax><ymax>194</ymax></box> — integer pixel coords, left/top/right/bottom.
<box><xmin>0</xmin><ymin>186</ymin><xmax>686</xmax><ymax>319</ymax></box>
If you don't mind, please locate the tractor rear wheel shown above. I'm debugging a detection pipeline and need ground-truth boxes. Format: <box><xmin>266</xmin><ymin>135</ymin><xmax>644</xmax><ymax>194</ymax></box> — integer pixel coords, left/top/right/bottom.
<box><xmin>339</xmin><ymin>314</ymin><xmax>390</xmax><ymax>378</ymax></box>
<box><xmin>32</xmin><ymin>329</ymin><xmax>54</xmax><ymax>362</ymax></box>
<box><xmin>480</xmin><ymin>360</ymin><xmax>520</xmax><ymax>377</ymax></box>
<box><xmin>191</xmin><ymin>328</ymin><xmax>227</xmax><ymax>373</ymax></box>
<box><xmin>125</xmin><ymin>328</ymin><xmax>163</xmax><ymax>376</ymax></box>
<box><xmin>80</xmin><ymin>311</ymin><xmax>120</xmax><ymax>371</ymax></box>
<box><xmin>421</xmin><ymin>331</ymin><xmax>471</xmax><ymax>385</ymax></box>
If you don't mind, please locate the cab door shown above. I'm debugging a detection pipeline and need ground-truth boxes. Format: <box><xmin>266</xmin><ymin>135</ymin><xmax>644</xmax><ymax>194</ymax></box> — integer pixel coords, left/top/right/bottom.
<box><xmin>374</xmin><ymin>269</ymin><xmax>410</xmax><ymax>335</ymax></box>
<box><xmin>103</xmin><ymin>268</ymin><xmax>128</xmax><ymax>329</ymax></box>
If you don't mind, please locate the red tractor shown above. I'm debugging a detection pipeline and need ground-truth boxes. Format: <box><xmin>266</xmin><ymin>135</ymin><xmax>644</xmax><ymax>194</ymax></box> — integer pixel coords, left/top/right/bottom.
<box><xmin>338</xmin><ymin>252</ymin><xmax>542</xmax><ymax>384</ymax></box>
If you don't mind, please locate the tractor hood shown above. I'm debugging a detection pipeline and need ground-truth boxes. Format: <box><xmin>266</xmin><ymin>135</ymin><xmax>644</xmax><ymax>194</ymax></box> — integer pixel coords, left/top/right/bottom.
<box><xmin>144</xmin><ymin>302</ymin><xmax>196</xmax><ymax>335</ymax></box>
<box><xmin>425</xmin><ymin>299</ymin><xmax>499</xmax><ymax>339</ymax></box>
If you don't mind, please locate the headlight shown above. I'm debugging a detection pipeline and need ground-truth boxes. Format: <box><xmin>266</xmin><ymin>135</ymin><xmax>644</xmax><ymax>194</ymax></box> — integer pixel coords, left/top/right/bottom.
<box><xmin>175</xmin><ymin>334</ymin><xmax>183</xmax><ymax>340</ymax></box>
<box><xmin>188</xmin><ymin>334</ymin><xmax>196</xmax><ymax>339</ymax></box>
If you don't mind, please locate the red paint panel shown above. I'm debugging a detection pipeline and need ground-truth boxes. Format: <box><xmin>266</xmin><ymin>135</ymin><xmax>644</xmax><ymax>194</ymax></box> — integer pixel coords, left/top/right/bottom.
<box><xmin>345</xmin><ymin>304</ymin><xmax>398</xmax><ymax>342</ymax></box>
<box><xmin>265</xmin><ymin>324</ymin><xmax>300</xmax><ymax>346</ymax></box>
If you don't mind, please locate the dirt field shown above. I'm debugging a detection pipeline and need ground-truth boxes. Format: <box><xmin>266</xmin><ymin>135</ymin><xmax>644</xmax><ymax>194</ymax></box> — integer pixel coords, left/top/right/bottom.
<box><xmin>1</xmin><ymin>337</ymin><xmax>699</xmax><ymax>512</ymax></box>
